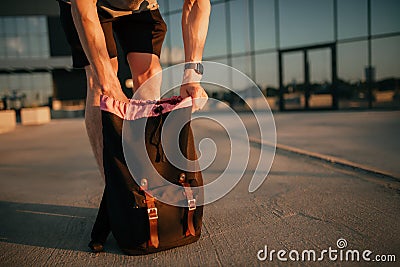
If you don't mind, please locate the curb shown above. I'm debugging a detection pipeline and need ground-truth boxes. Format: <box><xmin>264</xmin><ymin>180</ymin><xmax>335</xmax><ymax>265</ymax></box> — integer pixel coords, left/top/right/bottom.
<box><xmin>249</xmin><ymin>137</ymin><xmax>400</xmax><ymax>182</ymax></box>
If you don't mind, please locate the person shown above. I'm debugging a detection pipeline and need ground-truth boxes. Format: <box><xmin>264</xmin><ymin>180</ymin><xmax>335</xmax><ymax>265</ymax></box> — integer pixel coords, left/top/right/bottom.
<box><xmin>58</xmin><ymin>0</ymin><xmax>210</xmax><ymax>252</ymax></box>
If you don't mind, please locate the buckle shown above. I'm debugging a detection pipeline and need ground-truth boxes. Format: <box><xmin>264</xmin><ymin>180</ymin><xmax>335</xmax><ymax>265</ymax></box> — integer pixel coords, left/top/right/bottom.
<box><xmin>188</xmin><ymin>199</ymin><xmax>196</xmax><ymax>211</ymax></box>
<box><xmin>147</xmin><ymin>207</ymin><xmax>158</xmax><ymax>220</ymax></box>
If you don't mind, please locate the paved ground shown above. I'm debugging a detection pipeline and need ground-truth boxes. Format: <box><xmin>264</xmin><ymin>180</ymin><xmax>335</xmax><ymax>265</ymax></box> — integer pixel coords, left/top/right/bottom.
<box><xmin>233</xmin><ymin>110</ymin><xmax>400</xmax><ymax>178</ymax></box>
<box><xmin>273</xmin><ymin>111</ymin><xmax>400</xmax><ymax>178</ymax></box>
<box><xmin>0</xmin><ymin>111</ymin><xmax>399</xmax><ymax>266</ymax></box>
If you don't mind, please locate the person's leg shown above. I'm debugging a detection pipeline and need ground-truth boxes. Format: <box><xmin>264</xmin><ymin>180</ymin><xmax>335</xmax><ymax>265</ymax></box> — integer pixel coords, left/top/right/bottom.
<box><xmin>84</xmin><ymin>65</ymin><xmax>104</xmax><ymax>179</ymax></box>
<box><xmin>112</xmin><ymin>9</ymin><xmax>166</xmax><ymax>100</ymax></box>
<box><xmin>84</xmin><ymin>57</ymin><xmax>127</xmax><ymax>180</ymax></box>
<box><xmin>59</xmin><ymin>1</ymin><xmax>128</xmax><ymax>179</ymax></box>
<box><xmin>84</xmin><ymin>59</ymin><xmax>118</xmax><ymax>252</ymax></box>
<box><xmin>127</xmin><ymin>53</ymin><xmax>162</xmax><ymax>100</ymax></box>
<box><xmin>88</xmin><ymin>188</ymin><xmax>110</xmax><ymax>252</ymax></box>
<box><xmin>58</xmin><ymin>1</ymin><xmax>130</xmax><ymax>251</ymax></box>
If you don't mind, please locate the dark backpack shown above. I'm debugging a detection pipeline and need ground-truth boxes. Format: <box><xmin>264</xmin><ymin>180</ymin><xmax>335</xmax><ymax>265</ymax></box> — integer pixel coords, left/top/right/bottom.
<box><xmin>93</xmin><ymin>95</ymin><xmax>203</xmax><ymax>255</ymax></box>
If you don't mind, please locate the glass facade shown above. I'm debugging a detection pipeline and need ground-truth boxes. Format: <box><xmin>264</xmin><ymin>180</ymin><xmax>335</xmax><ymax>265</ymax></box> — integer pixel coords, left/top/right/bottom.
<box><xmin>0</xmin><ymin>0</ymin><xmax>399</xmax><ymax>110</ymax></box>
<box><xmin>0</xmin><ymin>16</ymin><xmax>52</xmax><ymax>108</ymax></box>
<box><xmin>0</xmin><ymin>16</ymin><xmax>49</xmax><ymax>58</ymax></box>
<box><xmin>160</xmin><ymin>0</ymin><xmax>400</xmax><ymax>110</ymax></box>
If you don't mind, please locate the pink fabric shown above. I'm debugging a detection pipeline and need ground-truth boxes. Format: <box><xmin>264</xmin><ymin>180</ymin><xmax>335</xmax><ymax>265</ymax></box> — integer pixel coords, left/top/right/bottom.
<box><xmin>100</xmin><ymin>95</ymin><xmax>193</xmax><ymax>120</ymax></box>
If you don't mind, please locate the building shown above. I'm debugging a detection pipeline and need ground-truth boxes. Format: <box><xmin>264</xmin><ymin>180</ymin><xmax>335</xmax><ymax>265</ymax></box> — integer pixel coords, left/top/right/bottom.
<box><xmin>1</xmin><ymin>0</ymin><xmax>399</xmax><ymax>111</ymax></box>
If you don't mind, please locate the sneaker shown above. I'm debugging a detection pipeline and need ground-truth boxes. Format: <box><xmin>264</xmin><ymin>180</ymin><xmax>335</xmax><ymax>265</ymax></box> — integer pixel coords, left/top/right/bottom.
<box><xmin>88</xmin><ymin>240</ymin><xmax>104</xmax><ymax>253</ymax></box>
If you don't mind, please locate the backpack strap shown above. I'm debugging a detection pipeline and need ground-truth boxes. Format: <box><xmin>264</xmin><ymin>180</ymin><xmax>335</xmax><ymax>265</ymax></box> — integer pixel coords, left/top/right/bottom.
<box><xmin>140</xmin><ymin>179</ymin><xmax>159</xmax><ymax>248</ymax></box>
<box><xmin>179</xmin><ymin>173</ymin><xmax>196</xmax><ymax>236</ymax></box>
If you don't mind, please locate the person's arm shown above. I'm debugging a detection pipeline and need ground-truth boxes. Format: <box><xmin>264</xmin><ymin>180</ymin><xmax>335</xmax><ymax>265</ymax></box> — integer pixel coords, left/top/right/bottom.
<box><xmin>182</xmin><ymin>0</ymin><xmax>210</xmax><ymax>62</ymax></box>
<box><xmin>180</xmin><ymin>0</ymin><xmax>211</xmax><ymax>109</ymax></box>
<box><xmin>71</xmin><ymin>0</ymin><xmax>121</xmax><ymax>96</ymax></box>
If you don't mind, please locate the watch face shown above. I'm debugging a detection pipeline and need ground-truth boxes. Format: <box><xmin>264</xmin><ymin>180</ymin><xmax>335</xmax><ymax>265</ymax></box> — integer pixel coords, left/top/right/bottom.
<box><xmin>196</xmin><ymin>63</ymin><xmax>204</xmax><ymax>75</ymax></box>
<box><xmin>185</xmin><ymin>63</ymin><xmax>204</xmax><ymax>75</ymax></box>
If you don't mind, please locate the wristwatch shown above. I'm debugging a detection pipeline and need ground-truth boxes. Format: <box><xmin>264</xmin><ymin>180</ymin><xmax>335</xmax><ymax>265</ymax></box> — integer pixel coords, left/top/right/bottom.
<box><xmin>184</xmin><ymin>62</ymin><xmax>204</xmax><ymax>75</ymax></box>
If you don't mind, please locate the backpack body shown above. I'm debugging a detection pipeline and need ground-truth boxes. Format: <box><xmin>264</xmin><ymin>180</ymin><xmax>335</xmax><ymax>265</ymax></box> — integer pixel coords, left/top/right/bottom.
<box><xmin>98</xmin><ymin>95</ymin><xmax>203</xmax><ymax>255</ymax></box>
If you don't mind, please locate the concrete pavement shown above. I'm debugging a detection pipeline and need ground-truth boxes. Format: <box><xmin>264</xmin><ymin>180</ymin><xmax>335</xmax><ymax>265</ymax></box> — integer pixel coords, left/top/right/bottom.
<box><xmin>274</xmin><ymin>110</ymin><xmax>400</xmax><ymax>178</ymax></box>
<box><xmin>0</xmin><ymin>111</ymin><xmax>399</xmax><ymax>266</ymax></box>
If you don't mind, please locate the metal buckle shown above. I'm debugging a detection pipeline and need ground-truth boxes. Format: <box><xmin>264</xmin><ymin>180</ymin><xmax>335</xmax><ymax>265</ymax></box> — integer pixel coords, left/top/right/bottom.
<box><xmin>188</xmin><ymin>199</ymin><xmax>196</xmax><ymax>211</ymax></box>
<box><xmin>147</xmin><ymin>207</ymin><xmax>158</xmax><ymax>220</ymax></box>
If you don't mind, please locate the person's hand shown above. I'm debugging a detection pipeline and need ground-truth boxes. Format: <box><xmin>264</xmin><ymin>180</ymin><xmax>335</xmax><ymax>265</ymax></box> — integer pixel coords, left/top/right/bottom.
<box><xmin>99</xmin><ymin>72</ymin><xmax>129</xmax><ymax>103</ymax></box>
<box><xmin>180</xmin><ymin>81</ymin><xmax>208</xmax><ymax>112</ymax></box>
<box><xmin>180</xmin><ymin>68</ymin><xmax>208</xmax><ymax>111</ymax></box>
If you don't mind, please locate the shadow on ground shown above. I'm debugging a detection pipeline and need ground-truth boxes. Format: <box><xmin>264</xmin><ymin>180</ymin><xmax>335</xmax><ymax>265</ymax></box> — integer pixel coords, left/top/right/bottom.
<box><xmin>0</xmin><ymin>201</ymin><xmax>112</xmax><ymax>253</ymax></box>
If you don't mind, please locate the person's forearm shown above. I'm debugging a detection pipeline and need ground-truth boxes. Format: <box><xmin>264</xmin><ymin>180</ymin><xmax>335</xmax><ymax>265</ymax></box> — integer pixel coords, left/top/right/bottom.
<box><xmin>71</xmin><ymin>0</ymin><xmax>116</xmax><ymax>92</ymax></box>
<box><xmin>182</xmin><ymin>0</ymin><xmax>211</xmax><ymax>63</ymax></box>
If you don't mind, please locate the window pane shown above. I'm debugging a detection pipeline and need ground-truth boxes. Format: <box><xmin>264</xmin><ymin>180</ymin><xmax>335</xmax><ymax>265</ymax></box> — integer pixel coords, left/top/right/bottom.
<box><xmin>32</xmin><ymin>73</ymin><xmax>45</xmax><ymax>91</ymax></box>
<box><xmin>254</xmin><ymin>0</ymin><xmax>275</xmax><ymax>50</ymax></box>
<box><xmin>28</xmin><ymin>35</ymin><xmax>41</xmax><ymax>58</ymax></box>
<box><xmin>204</xmin><ymin>3</ymin><xmax>227</xmax><ymax>58</ymax></box>
<box><xmin>372</xmin><ymin>36</ymin><xmax>400</xmax><ymax>80</ymax></box>
<box><xmin>0</xmin><ymin>37</ymin><xmax>6</xmax><ymax>58</ymax></box>
<box><xmin>4</xmin><ymin>17</ymin><xmax>17</xmax><ymax>37</ymax></box>
<box><xmin>337</xmin><ymin>0</ymin><xmax>368</xmax><ymax>40</ymax></box>
<box><xmin>337</xmin><ymin>41</ymin><xmax>369</xmax><ymax>108</ymax></box>
<box><xmin>5</xmin><ymin>37</ymin><xmax>21</xmax><ymax>58</ymax></box>
<box><xmin>163</xmin><ymin>13</ymin><xmax>184</xmax><ymax>64</ymax></box>
<box><xmin>283</xmin><ymin>52</ymin><xmax>304</xmax><ymax>85</ymax></box>
<box><xmin>0</xmin><ymin>18</ymin><xmax>4</xmax><ymax>36</ymax></box>
<box><xmin>211</xmin><ymin>57</ymin><xmax>228</xmax><ymax>65</ymax></box>
<box><xmin>231</xmin><ymin>55</ymin><xmax>253</xmax><ymax>92</ymax></box>
<box><xmin>308</xmin><ymin>48</ymin><xmax>331</xmax><ymax>84</ymax></box>
<box><xmin>230</xmin><ymin>0</ymin><xmax>250</xmax><ymax>54</ymax></box>
<box><xmin>232</xmin><ymin>55</ymin><xmax>252</xmax><ymax>78</ymax></box>
<box><xmin>279</xmin><ymin>0</ymin><xmax>334</xmax><ymax>48</ymax></box>
<box><xmin>372</xmin><ymin>36</ymin><xmax>400</xmax><ymax>107</ymax></box>
<box><xmin>157</xmin><ymin>0</ymin><xmax>167</xmax><ymax>14</ymax></box>
<box><xmin>255</xmin><ymin>52</ymin><xmax>278</xmax><ymax>110</ymax></box>
<box><xmin>38</xmin><ymin>17</ymin><xmax>47</xmax><ymax>34</ymax></box>
<box><xmin>338</xmin><ymin>41</ymin><xmax>368</xmax><ymax>83</ymax></box>
<box><xmin>372</xmin><ymin>0</ymin><xmax>400</xmax><ymax>35</ymax></box>
<box><xmin>18</xmin><ymin>35</ymin><xmax>30</xmax><ymax>57</ymax></box>
<box><xmin>8</xmin><ymin>74</ymin><xmax>20</xmax><ymax>90</ymax></box>
<box><xmin>19</xmin><ymin>74</ymin><xmax>32</xmax><ymax>91</ymax></box>
<box><xmin>16</xmin><ymin>17</ymin><xmax>28</xmax><ymax>35</ymax></box>
<box><xmin>281</xmin><ymin>52</ymin><xmax>305</xmax><ymax>110</ymax></box>
<box><xmin>39</xmin><ymin>34</ymin><xmax>50</xmax><ymax>58</ymax></box>
<box><xmin>42</xmin><ymin>73</ymin><xmax>53</xmax><ymax>96</ymax></box>
<box><xmin>0</xmin><ymin>75</ymin><xmax>9</xmax><ymax>94</ymax></box>
<box><xmin>168</xmin><ymin>0</ymin><xmax>182</xmax><ymax>12</ymax></box>
<box><xmin>168</xmin><ymin>13</ymin><xmax>183</xmax><ymax>49</ymax></box>
<box><xmin>255</xmin><ymin>52</ymin><xmax>277</xmax><ymax>88</ymax></box>
<box><xmin>27</xmin><ymin>17</ymin><xmax>44</xmax><ymax>34</ymax></box>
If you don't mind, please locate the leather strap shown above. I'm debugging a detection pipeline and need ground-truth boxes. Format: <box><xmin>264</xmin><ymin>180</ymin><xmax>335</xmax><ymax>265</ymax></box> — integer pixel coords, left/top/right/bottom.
<box><xmin>140</xmin><ymin>179</ymin><xmax>159</xmax><ymax>248</ymax></box>
<box><xmin>181</xmin><ymin>181</ymin><xmax>196</xmax><ymax>236</ymax></box>
<box><xmin>144</xmin><ymin>192</ymin><xmax>159</xmax><ymax>248</ymax></box>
